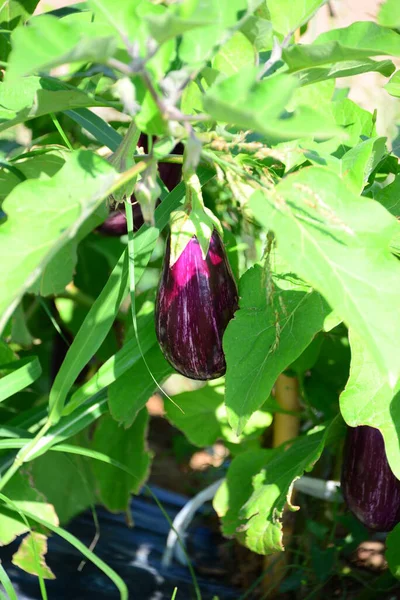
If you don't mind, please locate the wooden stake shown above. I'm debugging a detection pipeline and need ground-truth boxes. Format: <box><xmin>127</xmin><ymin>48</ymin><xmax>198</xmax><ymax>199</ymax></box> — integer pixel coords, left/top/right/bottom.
<box><xmin>262</xmin><ymin>373</ymin><xmax>300</xmax><ymax>597</ymax></box>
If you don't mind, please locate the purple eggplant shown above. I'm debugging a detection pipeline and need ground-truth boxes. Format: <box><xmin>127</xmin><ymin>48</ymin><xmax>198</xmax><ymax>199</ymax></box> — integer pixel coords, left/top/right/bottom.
<box><xmin>341</xmin><ymin>425</ymin><xmax>400</xmax><ymax>532</ymax></box>
<box><xmin>155</xmin><ymin>229</ymin><xmax>238</xmax><ymax>380</ymax></box>
<box><xmin>97</xmin><ymin>203</ymin><xmax>145</xmax><ymax>236</ymax></box>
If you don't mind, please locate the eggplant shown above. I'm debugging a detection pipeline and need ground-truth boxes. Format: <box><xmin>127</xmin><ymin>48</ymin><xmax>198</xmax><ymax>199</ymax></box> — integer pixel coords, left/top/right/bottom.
<box><xmin>155</xmin><ymin>229</ymin><xmax>238</xmax><ymax>380</ymax></box>
<box><xmin>97</xmin><ymin>203</ymin><xmax>144</xmax><ymax>236</ymax></box>
<box><xmin>341</xmin><ymin>425</ymin><xmax>400</xmax><ymax>531</ymax></box>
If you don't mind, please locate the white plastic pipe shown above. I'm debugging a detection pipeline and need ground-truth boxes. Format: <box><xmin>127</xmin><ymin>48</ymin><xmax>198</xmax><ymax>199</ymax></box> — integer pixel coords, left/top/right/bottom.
<box><xmin>162</xmin><ymin>476</ymin><xmax>342</xmax><ymax>568</ymax></box>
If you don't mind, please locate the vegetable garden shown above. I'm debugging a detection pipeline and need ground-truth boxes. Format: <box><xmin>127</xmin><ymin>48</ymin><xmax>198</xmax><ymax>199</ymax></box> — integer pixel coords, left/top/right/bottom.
<box><xmin>1</xmin><ymin>0</ymin><xmax>400</xmax><ymax>597</ymax></box>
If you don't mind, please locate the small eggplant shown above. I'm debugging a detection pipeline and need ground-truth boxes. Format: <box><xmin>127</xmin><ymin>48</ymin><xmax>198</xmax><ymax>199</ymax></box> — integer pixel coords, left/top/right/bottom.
<box><xmin>341</xmin><ymin>425</ymin><xmax>400</xmax><ymax>532</ymax></box>
<box><xmin>155</xmin><ymin>230</ymin><xmax>238</xmax><ymax>380</ymax></box>
<box><xmin>97</xmin><ymin>203</ymin><xmax>145</xmax><ymax>236</ymax></box>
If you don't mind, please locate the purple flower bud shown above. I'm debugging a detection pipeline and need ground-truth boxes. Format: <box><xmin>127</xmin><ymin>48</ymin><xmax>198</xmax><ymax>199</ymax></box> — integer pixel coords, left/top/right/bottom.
<box><xmin>155</xmin><ymin>230</ymin><xmax>238</xmax><ymax>380</ymax></box>
<box><xmin>341</xmin><ymin>425</ymin><xmax>400</xmax><ymax>531</ymax></box>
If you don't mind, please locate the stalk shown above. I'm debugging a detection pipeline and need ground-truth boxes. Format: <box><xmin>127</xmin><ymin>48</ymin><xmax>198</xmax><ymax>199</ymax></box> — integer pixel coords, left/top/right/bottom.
<box><xmin>262</xmin><ymin>373</ymin><xmax>300</xmax><ymax>597</ymax></box>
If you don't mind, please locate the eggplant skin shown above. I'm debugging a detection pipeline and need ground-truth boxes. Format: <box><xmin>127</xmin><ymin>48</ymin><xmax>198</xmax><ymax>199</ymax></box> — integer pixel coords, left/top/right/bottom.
<box><xmin>97</xmin><ymin>203</ymin><xmax>144</xmax><ymax>236</ymax></box>
<box><xmin>155</xmin><ymin>230</ymin><xmax>238</xmax><ymax>380</ymax></box>
<box><xmin>341</xmin><ymin>425</ymin><xmax>400</xmax><ymax>532</ymax></box>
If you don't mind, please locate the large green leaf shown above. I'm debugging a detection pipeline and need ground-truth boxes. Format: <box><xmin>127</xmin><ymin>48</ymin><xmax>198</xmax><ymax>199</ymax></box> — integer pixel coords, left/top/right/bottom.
<box><xmin>212</xmin><ymin>31</ymin><xmax>256</xmax><ymax>76</ymax></box>
<box><xmin>108</xmin><ymin>342</ymin><xmax>173</xmax><ymax>428</ymax></box>
<box><xmin>0</xmin><ymin>77</ymin><xmax>109</xmax><ymax>133</ymax></box>
<box><xmin>92</xmin><ymin>409</ymin><xmax>152</xmax><ymax>512</ymax></box>
<box><xmin>214</xmin><ymin>418</ymin><xmax>344</xmax><ymax>554</ymax></box>
<box><xmin>339</xmin><ymin>329</ymin><xmax>400</xmax><ymax>480</ymax></box>
<box><xmin>204</xmin><ymin>70</ymin><xmax>343</xmax><ymax>140</ymax></box>
<box><xmin>6</xmin><ymin>15</ymin><xmax>117</xmax><ymax>81</ymax></box>
<box><xmin>250</xmin><ymin>167</ymin><xmax>400</xmax><ymax>389</ymax></box>
<box><xmin>165</xmin><ymin>379</ymin><xmax>272</xmax><ymax>448</ymax></box>
<box><xmin>315</xmin><ymin>21</ymin><xmax>400</xmax><ymax>56</ymax></box>
<box><xmin>266</xmin><ymin>0</ymin><xmax>325</xmax><ymax>35</ymax></box>
<box><xmin>0</xmin><ymin>148</ymin><xmax>67</xmax><ymax>201</ymax></box>
<box><xmin>29</xmin><ymin>450</ymin><xmax>95</xmax><ymax>523</ymax></box>
<box><xmin>0</xmin><ymin>150</ymin><xmax>118</xmax><ymax>335</ymax></box>
<box><xmin>224</xmin><ymin>264</ymin><xmax>329</xmax><ymax>434</ymax></box>
<box><xmin>284</xmin><ymin>22</ymin><xmax>400</xmax><ymax>73</ymax></box>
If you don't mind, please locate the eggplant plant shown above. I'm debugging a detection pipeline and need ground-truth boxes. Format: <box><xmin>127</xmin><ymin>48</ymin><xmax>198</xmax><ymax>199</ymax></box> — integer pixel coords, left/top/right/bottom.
<box><xmin>1</xmin><ymin>0</ymin><xmax>400</xmax><ymax>598</ymax></box>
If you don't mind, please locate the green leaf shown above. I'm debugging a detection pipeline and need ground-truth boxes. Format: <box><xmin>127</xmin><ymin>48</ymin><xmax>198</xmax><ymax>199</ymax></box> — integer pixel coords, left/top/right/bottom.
<box><xmin>250</xmin><ymin>167</ymin><xmax>400</xmax><ymax>389</ymax></box>
<box><xmin>0</xmin><ymin>148</ymin><xmax>67</xmax><ymax>202</ymax></box>
<box><xmin>376</xmin><ymin>174</ymin><xmax>400</xmax><ymax>216</ymax></box>
<box><xmin>332</xmin><ymin>98</ymin><xmax>376</xmax><ymax>147</ymax></box>
<box><xmin>340</xmin><ymin>137</ymin><xmax>387</xmax><ymax>194</ymax></box>
<box><xmin>29</xmin><ymin>450</ymin><xmax>95</xmax><ymax>523</ymax></box>
<box><xmin>214</xmin><ymin>418</ymin><xmax>344</xmax><ymax>554</ymax></box>
<box><xmin>0</xmin><ymin>0</ymin><xmax>40</xmax><ymax>62</ymax></box>
<box><xmin>224</xmin><ymin>264</ymin><xmax>329</xmax><ymax>434</ymax></box>
<box><xmin>26</xmin><ymin>393</ymin><xmax>109</xmax><ymax>462</ymax></box>
<box><xmin>386</xmin><ymin>523</ymin><xmax>400</xmax><ymax>579</ymax></box>
<box><xmin>165</xmin><ymin>379</ymin><xmax>272</xmax><ymax>447</ymax></box>
<box><xmin>12</xmin><ymin>532</ymin><xmax>55</xmax><ymax>580</ymax></box>
<box><xmin>315</xmin><ymin>21</ymin><xmax>400</xmax><ymax>57</ymax></box>
<box><xmin>240</xmin><ymin>14</ymin><xmax>273</xmax><ymax>51</ymax></box>
<box><xmin>0</xmin><ymin>77</ymin><xmax>109</xmax><ymax>133</ymax></box>
<box><xmin>108</xmin><ymin>343</ymin><xmax>173</xmax><ymax>428</ymax></box>
<box><xmin>295</xmin><ymin>58</ymin><xmax>394</xmax><ymax>87</ymax></box>
<box><xmin>0</xmin><ymin>473</ymin><xmax>58</xmax><ymax>546</ymax></box>
<box><xmin>386</xmin><ymin>70</ymin><xmax>400</xmax><ymax>97</ymax></box>
<box><xmin>0</xmin><ymin>562</ymin><xmax>17</xmax><ymax>600</ymax></box>
<box><xmin>204</xmin><ymin>70</ymin><xmax>343</xmax><ymax>141</ymax></box>
<box><xmin>6</xmin><ymin>15</ymin><xmax>117</xmax><ymax>81</ymax></box>
<box><xmin>92</xmin><ymin>409</ymin><xmax>152</xmax><ymax>512</ymax></box>
<box><xmin>339</xmin><ymin>329</ymin><xmax>400</xmax><ymax>480</ymax></box>
<box><xmin>212</xmin><ymin>31</ymin><xmax>256</xmax><ymax>76</ymax></box>
<box><xmin>65</xmin><ymin>108</ymin><xmax>123</xmax><ymax>151</ymax></box>
<box><xmin>266</xmin><ymin>0</ymin><xmax>325</xmax><ymax>35</ymax></box>
<box><xmin>0</xmin><ymin>150</ymin><xmax>118</xmax><ymax>335</ymax></box>
<box><xmin>378</xmin><ymin>0</ymin><xmax>400</xmax><ymax>29</ymax></box>
<box><xmin>204</xmin><ymin>69</ymin><xmax>297</xmax><ymax>130</ymax></box>
<box><xmin>178</xmin><ymin>0</ymin><xmax>249</xmax><ymax>66</ymax></box>
<box><xmin>0</xmin><ymin>357</ymin><xmax>42</xmax><ymax>403</ymax></box>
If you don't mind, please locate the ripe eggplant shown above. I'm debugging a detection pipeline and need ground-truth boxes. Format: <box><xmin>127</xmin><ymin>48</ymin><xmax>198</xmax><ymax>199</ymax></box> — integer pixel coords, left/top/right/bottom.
<box><xmin>155</xmin><ymin>229</ymin><xmax>238</xmax><ymax>380</ymax></box>
<box><xmin>341</xmin><ymin>425</ymin><xmax>400</xmax><ymax>532</ymax></box>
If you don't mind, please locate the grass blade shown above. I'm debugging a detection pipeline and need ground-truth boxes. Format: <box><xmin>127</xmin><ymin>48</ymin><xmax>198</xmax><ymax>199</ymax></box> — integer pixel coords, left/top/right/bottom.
<box><xmin>0</xmin><ymin>562</ymin><xmax>18</xmax><ymax>600</ymax></box>
<box><xmin>65</xmin><ymin>108</ymin><xmax>122</xmax><ymax>151</ymax></box>
<box><xmin>0</xmin><ymin>357</ymin><xmax>42</xmax><ymax>403</ymax></box>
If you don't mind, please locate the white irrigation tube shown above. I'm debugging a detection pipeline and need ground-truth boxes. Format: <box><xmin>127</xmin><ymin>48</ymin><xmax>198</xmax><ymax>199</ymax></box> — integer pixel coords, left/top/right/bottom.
<box><xmin>162</xmin><ymin>476</ymin><xmax>342</xmax><ymax>568</ymax></box>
